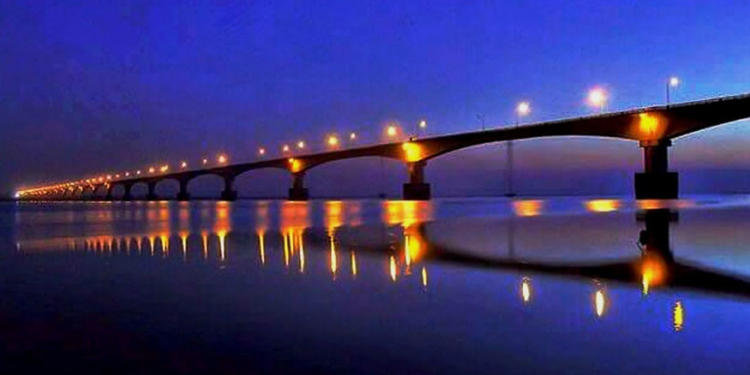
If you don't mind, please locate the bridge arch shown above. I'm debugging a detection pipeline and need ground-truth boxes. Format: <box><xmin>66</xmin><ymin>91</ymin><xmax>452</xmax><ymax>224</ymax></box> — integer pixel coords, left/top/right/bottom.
<box><xmin>234</xmin><ymin>167</ymin><xmax>295</xmax><ymax>199</ymax></box>
<box><xmin>302</xmin><ymin>156</ymin><xmax>407</xmax><ymax>198</ymax></box>
<box><xmin>184</xmin><ymin>173</ymin><xmax>225</xmax><ymax>200</ymax></box>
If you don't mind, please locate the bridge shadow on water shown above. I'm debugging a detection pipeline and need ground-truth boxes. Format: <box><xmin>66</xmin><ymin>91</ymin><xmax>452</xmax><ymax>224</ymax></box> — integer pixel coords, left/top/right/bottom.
<box><xmin>422</xmin><ymin>212</ymin><xmax>750</xmax><ymax>300</ymax></box>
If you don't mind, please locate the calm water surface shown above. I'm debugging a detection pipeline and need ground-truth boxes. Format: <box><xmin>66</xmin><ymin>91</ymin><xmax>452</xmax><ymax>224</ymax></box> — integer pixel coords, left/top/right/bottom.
<box><xmin>1</xmin><ymin>196</ymin><xmax>749</xmax><ymax>373</ymax></box>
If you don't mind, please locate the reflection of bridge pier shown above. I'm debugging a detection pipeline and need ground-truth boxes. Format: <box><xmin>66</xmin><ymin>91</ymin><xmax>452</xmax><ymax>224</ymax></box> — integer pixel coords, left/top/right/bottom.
<box><xmin>638</xmin><ymin>208</ymin><xmax>675</xmax><ymax>263</ymax></box>
<box><xmin>635</xmin><ymin>140</ymin><xmax>678</xmax><ymax>199</ymax></box>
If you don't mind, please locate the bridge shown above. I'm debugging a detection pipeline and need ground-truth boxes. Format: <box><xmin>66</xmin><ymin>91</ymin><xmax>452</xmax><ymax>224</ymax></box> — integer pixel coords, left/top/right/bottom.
<box><xmin>16</xmin><ymin>92</ymin><xmax>750</xmax><ymax>201</ymax></box>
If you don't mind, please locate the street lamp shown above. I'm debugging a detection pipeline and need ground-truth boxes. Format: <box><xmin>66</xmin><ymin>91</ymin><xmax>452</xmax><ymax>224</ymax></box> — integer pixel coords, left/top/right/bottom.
<box><xmin>297</xmin><ymin>140</ymin><xmax>305</xmax><ymax>149</ymax></box>
<box><xmin>180</xmin><ymin>161</ymin><xmax>188</xmax><ymax>169</ymax></box>
<box><xmin>516</xmin><ymin>101</ymin><xmax>530</xmax><ymax>125</ymax></box>
<box><xmin>476</xmin><ymin>113</ymin><xmax>486</xmax><ymax>131</ymax></box>
<box><xmin>417</xmin><ymin>119</ymin><xmax>427</xmax><ymax>137</ymax></box>
<box><xmin>218</xmin><ymin>154</ymin><xmax>228</xmax><ymax>164</ymax></box>
<box><xmin>349</xmin><ymin>132</ymin><xmax>357</xmax><ymax>141</ymax></box>
<box><xmin>667</xmin><ymin>76</ymin><xmax>679</xmax><ymax>105</ymax></box>
<box><xmin>327</xmin><ymin>135</ymin><xmax>339</xmax><ymax>148</ymax></box>
<box><xmin>282</xmin><ymin>144</ymin><xmax>290</xmax><ymax>153</ymax></box>
<box><xmin>506</xmin><ymin>101</ymin><xmax>530</xmax><ymax>198</ymax></box>
<box><xmin>386</xmin><ymin>125</ymin><xmax>398</xmax><ymax>138</ymax></box>
<box><xmin>202</xmin><ymin>158</ymin><xmax>208</xmax><ymax>166</ymax></box>
<box><xmin>587</xmin><ymin>87</ymin><xmax>607</xmax><ymax>112</ymax></box>
<box><xmin>258</xmin><ymin>147</ymin><xmax>266</xmax><ymax>156</ymax></box>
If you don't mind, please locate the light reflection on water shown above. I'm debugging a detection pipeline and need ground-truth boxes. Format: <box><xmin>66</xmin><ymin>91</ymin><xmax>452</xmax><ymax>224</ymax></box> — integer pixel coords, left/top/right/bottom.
<box><xmin>4</xmin><ymin>196</ymin><xmax>750</xmax><ymax>373</ymax></box>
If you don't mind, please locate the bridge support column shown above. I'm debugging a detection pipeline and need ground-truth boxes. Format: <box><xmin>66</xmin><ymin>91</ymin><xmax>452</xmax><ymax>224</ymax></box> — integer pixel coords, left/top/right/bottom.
<box><xmin>177</xmin><ymin>179</ymin><xmax>191</xmax><ymax>201</ymax></box>
<box><xmin>221</xmin><ymin>175</ymin><xmax>237</xmax><ymax>201</ymax></box>
<box><xmin>105</xmin><ymin>186</ymin><xmax>114</xmax><ymax>201</ymax></box>
<box><xmin>635</xmin><ymin>140</ymin><xmax>678</xmax><ymax>199</ymax></box>
<box><xmin>123</xmin><ymin>184</ymin><xmax>133</xmax><ymax>201</ymax></box>
<box><xmin>147</xmin><ymin>182</ymin><xmax>158</xmax><ymax>201</ymax></box>
<box><xmin>403</xmin><ymin>161</ymin><xmax>431</xmax><ymax>200</ymax></box>
<box><xmin>288</xmin><ymin>172</ymin><xmax>309</xmax><ymax>201</ymax></box>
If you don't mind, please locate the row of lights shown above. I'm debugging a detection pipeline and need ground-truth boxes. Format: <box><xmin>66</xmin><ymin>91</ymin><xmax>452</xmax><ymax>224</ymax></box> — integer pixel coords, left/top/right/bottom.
<box><xmin>587</xmin><ymin>76</ymin><xmax>681</xmax><ymax>111</ymax></box>
<box><xmin>17</xmin><ymin>78</ymin><xmax>682</xmax><ymax>197</ymax></box>
<box><xmin>260</xmin><ymin>122</ymin><xmax>423</xmax><ymax>159</ymax></box>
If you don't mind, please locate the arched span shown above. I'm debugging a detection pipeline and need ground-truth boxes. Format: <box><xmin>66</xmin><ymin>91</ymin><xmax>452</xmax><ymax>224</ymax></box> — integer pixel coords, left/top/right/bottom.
<box><xmin>232</xmin><ymin>163</ymin><xmax>290</xmax><ymax>179</ymax></box>
<box><xmin>421</xmin><ymin>134</ymin><xmax>633</xmax><ymax>163</ymax></box>
<box><xmin>295</xmin><ymin>151</ymin><xmax>404</xmax><ymax>174</ymax></box>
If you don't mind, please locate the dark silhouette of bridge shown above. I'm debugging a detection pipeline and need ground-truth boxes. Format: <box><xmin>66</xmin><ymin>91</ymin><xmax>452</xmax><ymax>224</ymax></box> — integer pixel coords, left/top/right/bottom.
<box><xmin>18</xmin><ymin>92</ymin><xmax>750</xmax><ymax>201</ymax></box>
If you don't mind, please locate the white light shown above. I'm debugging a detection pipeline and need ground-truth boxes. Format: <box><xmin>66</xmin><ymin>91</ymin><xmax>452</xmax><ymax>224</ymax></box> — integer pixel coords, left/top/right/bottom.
<box><xmin>669</xmin><ymin>76</ymin><xmax>680</xmax><ymax>87</ymax></box>
<box><xmin>14</xmin><ymin>192</ymin><xmax>21</xmax><ymax>199</ymax></box>
<box><xmin>588</xmin><ymin>88</ymin><xmax>607</xmax><ymax>108</ymax></box>
<box><xmin>516</xmin><ymin>101</ymin><xmax>531</xmax><ymax>116</ymax></box>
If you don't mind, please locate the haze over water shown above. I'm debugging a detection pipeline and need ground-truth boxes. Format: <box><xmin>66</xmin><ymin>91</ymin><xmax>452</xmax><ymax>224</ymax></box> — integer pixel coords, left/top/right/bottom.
<box><xmin>1</xmin><ymin>196</ymin><xmax>749</xmax><ymax>373</ymax></box>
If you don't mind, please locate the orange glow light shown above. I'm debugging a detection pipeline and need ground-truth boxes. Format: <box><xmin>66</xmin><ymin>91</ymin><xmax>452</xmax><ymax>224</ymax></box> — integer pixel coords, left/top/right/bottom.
<box><xmin>584</xmin><ymin>199</ymin><xmax>621</xmax><ymax>213</ymax></box>
<box><xmin>327</xmin><ymin>135</ymin><xmax>339</xmax><ymax>147</ymax></box>
<box><xmin>638</xmin><ymin>112</ymin><xmax>660</xmax><ymax>138</ymax></box>
<box><xmin>513</xmin><ymin>200</ymin><xmax>544</xmax><ymax>217</ymax></box>
<box><xmin>218</xmin><ymin>155</ymin><xmax>228</xmax><ymax>164</ymax></box>
<box><xmin>288</xmin><ymin>158</ymin><xmax>303</xmax><ymax>173</ymax></box>
<box><xmin>387</xmin><ymin>125</ymin><xmax>398</xmax><ymax>137</ymax></box>
<box><xmin>401</xmin><ymin>142</ymin><xmax>423</xmax><ymax>162</ymax></box>
<box><xmin>673</xmin><ymin>301</ymin><xmax>684</xmax><ymax>331</ymax></box>
<box><xmin>641</xmin><ymin>254</ymin><xmax>667</xmax><ymax>295</ymax></box>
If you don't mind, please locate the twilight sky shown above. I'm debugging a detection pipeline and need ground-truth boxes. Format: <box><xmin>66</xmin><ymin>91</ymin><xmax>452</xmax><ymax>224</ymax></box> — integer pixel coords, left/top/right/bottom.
<box><xmin>2</xmin><ymin>0</ymin><xmax>750</xmax><ymax>198</ymax></box>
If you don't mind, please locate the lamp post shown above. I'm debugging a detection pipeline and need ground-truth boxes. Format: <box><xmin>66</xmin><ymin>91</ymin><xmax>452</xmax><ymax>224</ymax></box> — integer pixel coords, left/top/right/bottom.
<box><xmin>506</xmin><ymin>102</ymin><xmax>531</xmax><ymax>197</ymax></box>
<box><xmin>666</xmin><ymin>76</ymin><xmax>679</xmax><ymax>105</ymax></box>
<box><xmin>476</xmin><ymin>113</ymin><xmax>486</xmax><ymax>131</ymax></box>
<box><xmin>417</xmin><ymin>119</ymin><xmax>427</xmax><ymax>138</ymax></box>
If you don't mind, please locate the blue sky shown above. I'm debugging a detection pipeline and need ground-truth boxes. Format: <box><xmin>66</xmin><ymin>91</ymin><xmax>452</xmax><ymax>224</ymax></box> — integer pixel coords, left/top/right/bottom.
<box><xmin>2</xmin><ymin>0</ymin><xmax>750</xmax><ymax>197</ymax></box>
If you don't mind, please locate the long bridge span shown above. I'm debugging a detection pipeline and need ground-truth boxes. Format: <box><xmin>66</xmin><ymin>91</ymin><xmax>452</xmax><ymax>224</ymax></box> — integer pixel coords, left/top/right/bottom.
<box><xmin>17</xmin><ymin>93</ymin><xmax>750</xmax><ymax>201</ymax></box>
